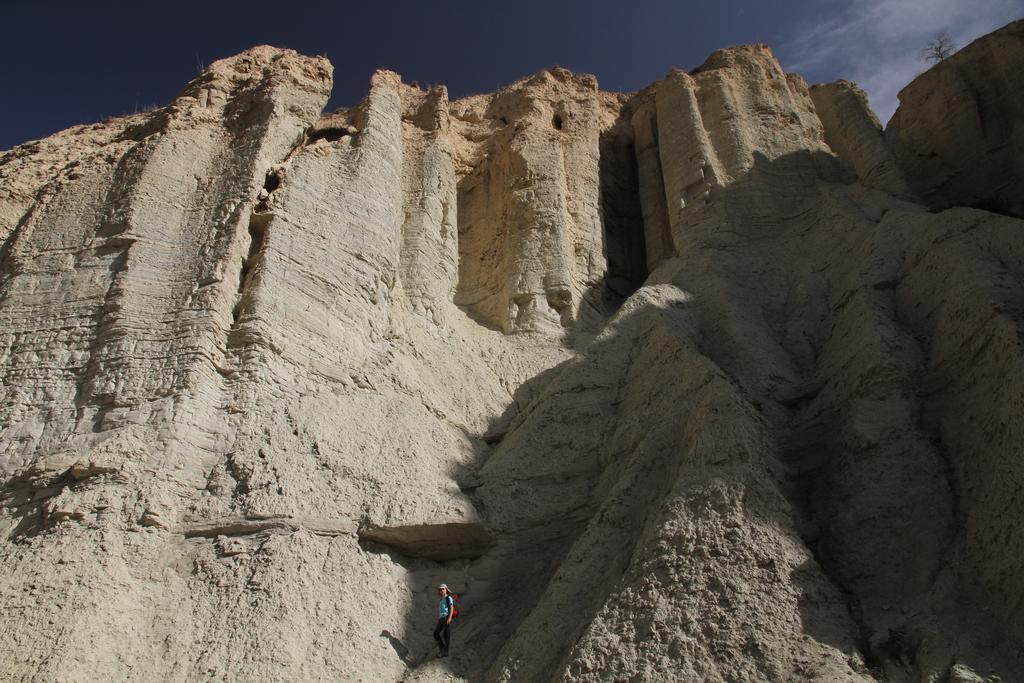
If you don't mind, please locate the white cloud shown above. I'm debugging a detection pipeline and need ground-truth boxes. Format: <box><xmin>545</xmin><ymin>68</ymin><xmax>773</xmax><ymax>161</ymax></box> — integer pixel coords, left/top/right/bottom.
<box><xmin>779</xmin><ymin>0</ymin><xmax>1023</xmax><ymax>124</ymax></box>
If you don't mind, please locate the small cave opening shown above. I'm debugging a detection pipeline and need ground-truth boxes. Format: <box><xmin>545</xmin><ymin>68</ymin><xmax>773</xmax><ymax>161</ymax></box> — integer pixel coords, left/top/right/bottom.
<box><xmin>552</xmin><ymin>113</ymin><xmax>564</xmax><ymax>130</ymax></box>
<box><xmin>263</xmin><ymin>169</ymin><xmax>281</xmax><ymax>194</ymax></box>
<box><xmin>307</xmin><ymin>127</ymin><xmax>351</xmax><ymax>144</ymax></box>
<box><xmin>545</xmin><ymin>287</ymin><xmax>574</xmax><ymax>326</ymax></box>
<box><xmin>255</xmin><ymin>169</ymin><xmax>283</xmax><ymax>214</ymax></box>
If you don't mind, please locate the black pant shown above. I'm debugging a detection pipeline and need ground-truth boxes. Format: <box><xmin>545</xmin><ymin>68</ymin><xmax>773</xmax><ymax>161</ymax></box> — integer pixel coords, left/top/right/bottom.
<box><xmin>433</xmin><ymin>617</ymin><xmax>451</xmax><ymax>652</ymax></box>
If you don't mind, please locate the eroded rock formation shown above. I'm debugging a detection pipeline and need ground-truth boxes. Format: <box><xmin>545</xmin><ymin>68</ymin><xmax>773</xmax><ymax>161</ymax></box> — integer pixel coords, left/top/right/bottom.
<box><xmin>2</xmin><ymin>22</ymin><xmax>1024</xmax><ymax>683</ymax></box>
<box><xmin>809</xmin><ymin>80</ymin><xmax>915</xmax><ymax>199</ymax></box>
<box><xmin>886</xmin><ymin>19</ymin><xmax>1024</xmax><ymax>216</ymax></box>
<box><xmin>451</xmin><ymin>69</ymin><xmax>609</xmax><ymax>333</ymax></box>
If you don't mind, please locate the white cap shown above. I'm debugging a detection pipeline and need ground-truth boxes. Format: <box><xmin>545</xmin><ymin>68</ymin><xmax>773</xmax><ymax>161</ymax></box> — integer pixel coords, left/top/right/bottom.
<box><xmin>438</xmin><ymin>583</ymin><xmax>448</xmax><ymax>590</ymax></box>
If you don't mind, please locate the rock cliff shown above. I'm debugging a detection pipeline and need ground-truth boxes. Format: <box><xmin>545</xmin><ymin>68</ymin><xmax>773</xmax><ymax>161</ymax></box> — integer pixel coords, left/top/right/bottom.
<box><xmin>885</xmin><ymin>19</ymin><xmax>1024</xmax><ymax>216</ymax></box>
<box><xmin>2</xmin><ymin>23</ymin><xmax>1024</xmax><ymax>683</ymax></box>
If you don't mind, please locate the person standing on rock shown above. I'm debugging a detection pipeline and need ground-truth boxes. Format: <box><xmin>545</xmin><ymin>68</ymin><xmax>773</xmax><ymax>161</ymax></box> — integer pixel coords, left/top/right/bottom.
<box><xmin>433</xmin><ymin>583</ymin><xmax>455</xmax><ymax>657</ymax></box>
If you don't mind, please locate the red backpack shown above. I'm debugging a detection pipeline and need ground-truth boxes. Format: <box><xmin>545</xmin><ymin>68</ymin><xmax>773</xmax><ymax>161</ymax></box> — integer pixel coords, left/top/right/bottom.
<box><xmin>448</xmin><ymin>593</ymin><xmax>460</xmax><ymax>619</ymax></box>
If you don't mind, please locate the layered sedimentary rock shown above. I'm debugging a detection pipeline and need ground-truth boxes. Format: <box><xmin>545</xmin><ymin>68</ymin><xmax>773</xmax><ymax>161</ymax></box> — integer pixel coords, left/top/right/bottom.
<box><xmin>2</xmin><ymin>22</ymin><xmax>1024</xmax><ymax>683</ymax></box>
<box><xmin>451</xmin><ymin>69</ymin><xmax>609</xmax><ymax>333</ymax></box>
<box><xmin>810</xmin><ymin>80</ymin><xmax>915</xmax><ymax>199</ymax></box>
<box><xmin>885</xmin><ymin>19</ymin><xmax>1024</xmax><ymax>216</ymax></box>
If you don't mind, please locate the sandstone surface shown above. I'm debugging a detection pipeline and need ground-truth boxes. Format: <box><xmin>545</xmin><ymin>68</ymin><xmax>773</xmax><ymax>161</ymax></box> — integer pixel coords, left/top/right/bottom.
<box><xmin>809</xmin><ymin>80</ymin><xmax>914</xmax><ymax>199</ymax></box>
<box><xmin>885</xmin><ymin>19</ymin><xmax>1024</xmax><ymax>216</ymax></box>
<box><xmin>1</xmin><ymin>23</ymin><xmax>1024</xmax><ymax>683</ymax></box>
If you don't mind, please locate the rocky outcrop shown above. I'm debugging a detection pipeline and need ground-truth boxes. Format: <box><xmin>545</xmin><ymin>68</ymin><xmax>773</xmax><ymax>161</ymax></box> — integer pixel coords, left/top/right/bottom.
<box><xmin>451</xmin><ymin>69</ymin><xmax>609</xmax><ymax>333</ymax></box>
<box><xmin>810</xmin><ymin>80</ymin><xmax>915</xmax><ymax>199</ymax></box>
<box><xmin>468</xmin><ymin>43</ymin><xmax>1024</xmax><ymax>682</ymax></box>
<box><xmin>2</xmin><ymin>22</ymin><xmax>1024</xmax><ymax>683</ymax></box>
<box><xmin>885</xmin><ymin>19</ymin><xmax>1024</xmax><ymax>217</ymax></box>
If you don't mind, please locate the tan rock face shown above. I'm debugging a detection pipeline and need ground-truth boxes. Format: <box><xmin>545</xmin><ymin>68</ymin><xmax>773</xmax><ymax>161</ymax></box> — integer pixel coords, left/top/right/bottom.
<box><xmin>810</xmin><ymin>80</ymin><xmax>915</xmax><ymax>198</ymax></box>
<box><xmin>452</xmin><ymin>68</ymin><xmax>607</xmax><ymax>333</ymax></box>
<box><xmin>2</xmin><ymin>23</ymin><xmax>1024</xmax><ymax>683</ymax></box>
<box><xmin>885</xmin><ymin>19</ymin><xmax>1024</xmax><ymax>216</ymax></box>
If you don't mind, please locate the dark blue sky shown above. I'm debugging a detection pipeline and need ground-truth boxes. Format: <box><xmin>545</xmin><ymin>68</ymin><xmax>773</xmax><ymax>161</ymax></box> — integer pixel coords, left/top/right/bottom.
<box><xmin>0</xmin><ymin>0</ymin><xmax>830</xmax><ymax>150</ymax></box>
<box><xmin>3</xmin><ymin>0</ymin><xmax>1020</xmax><ymax>150</ymax></box>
